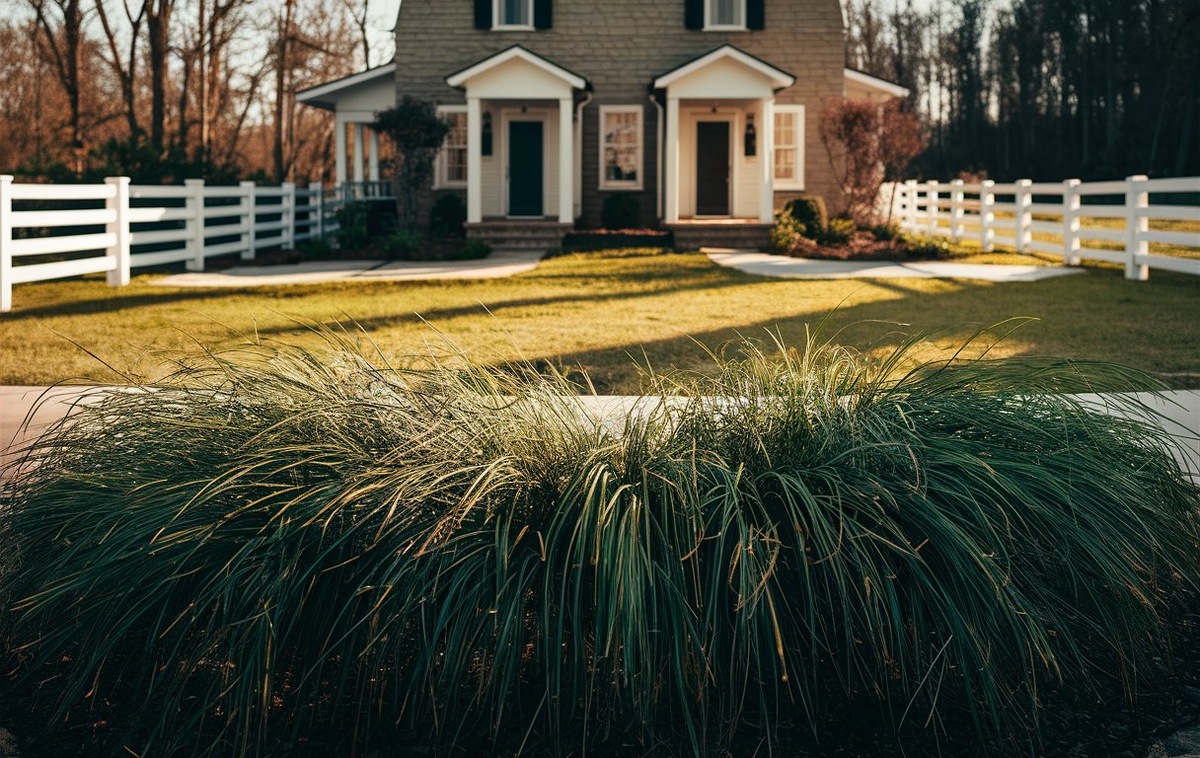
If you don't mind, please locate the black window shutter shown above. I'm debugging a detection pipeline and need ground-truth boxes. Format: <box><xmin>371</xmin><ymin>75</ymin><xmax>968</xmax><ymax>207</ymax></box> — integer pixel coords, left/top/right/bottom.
<box><xmin>534</xmin><ymin>0</ymin><xmax>552</xmax><ymax>29</ymax></box>
<box><xmin>684</xmin><ymin>0</ymin><xmax>703</xmax><ymax>29</ymax></box>
<box><xmin>474</xmin><ymin>0</ymin><xmax>492</xmax><ymax>29</ymax></box>
<box><xmin>747</xmin><ymin>0</ymin><xmax>765</xmax><ymax>29</ymax></box>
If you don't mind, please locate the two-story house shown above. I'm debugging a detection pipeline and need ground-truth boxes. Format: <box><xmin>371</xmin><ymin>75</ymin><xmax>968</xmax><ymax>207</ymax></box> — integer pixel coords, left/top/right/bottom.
<box><xmin>298</xmin><ymin>0</ymin><xmax>907</xmax><ymax>250</ymax></box>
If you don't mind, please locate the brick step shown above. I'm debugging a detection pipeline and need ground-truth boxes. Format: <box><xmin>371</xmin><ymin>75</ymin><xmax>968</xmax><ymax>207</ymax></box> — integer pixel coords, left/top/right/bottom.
<box><xmin>669</xmin><ymin>224</ymin><xmax>772</xmax><ymax>251</ymax></box>
<box><xmin>466</xmin><ymin>221</ymin><xmax>570</xmax><ymax>254</ymax></box>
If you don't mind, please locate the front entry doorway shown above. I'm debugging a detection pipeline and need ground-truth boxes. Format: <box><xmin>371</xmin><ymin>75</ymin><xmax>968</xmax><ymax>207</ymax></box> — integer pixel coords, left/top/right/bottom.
<box><xmin>508</xmin><ymin>120</ymin><xmax>544</xmax><ymax>217</ymax></box>
<box><xmin>695</xmin><ymin>121</ymin><xmax>730</xmax><ymax>216</ymax></box>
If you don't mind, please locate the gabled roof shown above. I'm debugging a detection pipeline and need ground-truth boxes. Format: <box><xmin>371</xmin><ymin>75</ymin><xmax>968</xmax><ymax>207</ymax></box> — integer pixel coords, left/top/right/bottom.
<box><xmin>653</xmin><ymin>45</ymin><xmax>795</xmax><ymax>91</ymax></box>
<box><xmin>844</xmin><ymin>68</ymin><xmax>910</xmax><ymax>98</ymax></box>
<box><xmin>296</xmin><ymin>63</ymin><xmax>397</xmax><ymax>110</ymax></box>
<box><xmin>446</xmin><ymin>45</ymin><xmax>588</xmax><ymax>90</ymax></box>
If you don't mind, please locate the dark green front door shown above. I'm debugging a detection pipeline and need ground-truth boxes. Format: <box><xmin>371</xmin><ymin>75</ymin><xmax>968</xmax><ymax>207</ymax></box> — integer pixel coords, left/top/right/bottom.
<box><xmin>695</xmin><ymin>121</ymin><xmax>730</xmax><ymax>216</ymax></box>
<box><xmin>508</xmin><ymin>121</ymin><xmax>543</xmax><ymax>217</ymax></box>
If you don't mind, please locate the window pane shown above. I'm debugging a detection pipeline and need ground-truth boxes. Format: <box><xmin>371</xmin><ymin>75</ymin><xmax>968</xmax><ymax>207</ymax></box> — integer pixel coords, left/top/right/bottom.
<box><xmin>774</xmin><ymin>112</ymin><xmax>794</xmax><ymax>146</ymax></box>
<box><xmin>503</xmin><ymin>0</ymin><xmax>530</xmax><ymax>25</ymax></box>
<box><xmin>774</xmin><ymin>111</ymin><xmax>798</xmax><ymax>183</ymax></box>
<box><xmin>604</xmin><ymin>111</ymin><xmax>639</xmax><ymax>184</ymax></box>
<box><xmin>443</xmin><ymin>112</ymin><xmax>468</xmax><ymax>184</ymax></box>
<box><xmin>710</xmin><ymin>0</ymin><xmax>743</xmax><ymax>26</ymax></box>
<box><xmin>774</xmin><ymin>148</ymin><xmax>794</xmax><ymax>181</ymax></box>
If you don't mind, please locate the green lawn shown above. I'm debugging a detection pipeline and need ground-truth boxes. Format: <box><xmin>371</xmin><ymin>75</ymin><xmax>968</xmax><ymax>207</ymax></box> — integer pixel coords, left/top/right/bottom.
<box><xmin>2</xmin><ymin>248</ymin><xmax>1198</xmax><ymax>392</ymax></box>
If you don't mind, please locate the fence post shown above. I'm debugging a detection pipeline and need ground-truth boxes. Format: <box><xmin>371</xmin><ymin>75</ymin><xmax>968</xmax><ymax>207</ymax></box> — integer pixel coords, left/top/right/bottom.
<box><xmin>1063</xmin><ymin>178</ymin><xmax>1082</xmax><ymax>266</ymax></box>
<box><xmin>905</xmin><ymin>179</ymin><xmax>918</xmax><ymax>231</ymax></box>
<box><xmin>0</xmin><ymin>175</ymin><xmax>12</xmax><ymax>312</ymax></box>
<box><xmin>309</xmin><ymin>181</ymin><xmax>323</xmax><ymax>241</ymax></box>
<box><xmin>1125</xmin><ymin>174</ymin><xmax>1149</xmax><ymax>281</ymax></box>
<box><xmin>104</xmin><ymin>177</ymin><xmax>131</xmax><ymax>287</ymax></box>
<box><xmin>926</xmin><ymin>180</ymin><xmax>940</xmax><ymax>235</ymax></box>
<box><xmin>240</xmin><ymin>180</ymin><xmax>257</xmax><ymax>261</ymax></box>
<box><xmin>980</xmin><ymin>179</ymin><xmax>996</xmax><ymax>252</ymax></box>
<box><xmin>282</xmin><ymin>181</ymin><xmax>296</xmax><ymax>250</ymax></box>
<box><xmin>1015</xmin><ymin>178</ymin><xmax>1033</xmax><ymax>253</ymax></box>
<box><xmin>950</xmin><ymin>179</ymin><xmax>965</xmax><ymax>242</ymax></box>
<box><xmin>185</xmin><ymin>178</ymin><xmax>206</xmax><ymax>272</ymax></box>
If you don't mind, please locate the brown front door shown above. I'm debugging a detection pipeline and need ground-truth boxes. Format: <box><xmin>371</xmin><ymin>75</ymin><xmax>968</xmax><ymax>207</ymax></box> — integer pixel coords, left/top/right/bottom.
<box><xmin>695</xmin><ymin>121</ymin><xmax>730</xmax><ymax>216</ymax></box>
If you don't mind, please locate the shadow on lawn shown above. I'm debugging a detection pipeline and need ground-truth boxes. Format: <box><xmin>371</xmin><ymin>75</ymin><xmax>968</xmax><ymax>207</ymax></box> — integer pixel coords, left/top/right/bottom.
<box><xmin>521</xmin><ymin>270</ymin><xmax>1200</xmax><ymax>393</ymax></box>
<box><xmin>1</xmin><ymin>287</ymin><xmax>254</xmax><ymax>319</ymax></box>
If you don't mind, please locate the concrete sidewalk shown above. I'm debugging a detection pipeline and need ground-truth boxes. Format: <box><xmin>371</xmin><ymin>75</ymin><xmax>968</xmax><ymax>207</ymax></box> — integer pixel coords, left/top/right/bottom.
<box><xmin>1</xmin><ymin>386</ymin><xmax>104</xmax><ymax>473</ymax></box>
<box><xmin>154</xmin><ymin>250</ymin><xmax>543</xmax><ymax>287</ymax></box>
<box><xmin>706</xmin><ymin>250</ymin><xmax>1086</xmax><ymax>282</ymax></box>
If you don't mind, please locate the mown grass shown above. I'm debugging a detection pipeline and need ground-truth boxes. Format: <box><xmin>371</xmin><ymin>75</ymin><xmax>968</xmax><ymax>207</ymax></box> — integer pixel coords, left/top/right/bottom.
<box><xmin>1</xmin><ymin>248</ymin><xmax>1199</xmax><ymax>392</ymax></box>
<box><xmin>2</xmin><ymin>330</ymin><xmax>1197</xmax><ymax>756</ymax></box>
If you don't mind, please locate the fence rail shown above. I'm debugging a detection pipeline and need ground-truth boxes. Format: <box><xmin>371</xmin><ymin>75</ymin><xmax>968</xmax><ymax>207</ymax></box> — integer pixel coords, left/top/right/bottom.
<box><xmin>0</xmin><ymin>176</ymin><xmax>362</xmax><ymax>312</ymax></box>
<box><xmin>889</xmin><ymin>175</ymin><xmax>1200</xmax><ymax>280</ymax></box>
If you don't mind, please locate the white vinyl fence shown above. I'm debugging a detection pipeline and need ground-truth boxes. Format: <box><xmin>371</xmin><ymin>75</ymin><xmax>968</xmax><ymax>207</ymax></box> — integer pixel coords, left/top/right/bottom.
<box><xmin>0</xmin><ymin>176</ymin><xmax>348</xmax><ymax>312</ymax></box>
<box><xmin>889</xmin><ymin>175</ymin><xmax>1200</xmax><ymax>280</ymax></box>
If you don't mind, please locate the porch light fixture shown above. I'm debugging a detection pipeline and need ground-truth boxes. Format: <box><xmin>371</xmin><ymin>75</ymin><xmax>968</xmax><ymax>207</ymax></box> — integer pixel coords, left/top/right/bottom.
<box><xmin>482</xmin><ymin>111</ymin><xmax>493</xmax><ymax>156</ymax></box>
<box><xmin>744</xmin><ymin>113</ymin><xmax>757</xmax><ymax>157</ymax></box>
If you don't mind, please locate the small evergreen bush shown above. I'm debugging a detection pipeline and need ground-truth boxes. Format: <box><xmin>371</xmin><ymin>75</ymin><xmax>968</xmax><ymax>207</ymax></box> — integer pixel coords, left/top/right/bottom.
<box><xmin>786</xmin><ymin>195</ymin><xmax>829</xmax><ymax>234</ymax></box>
<box><xmin>770</xmin><ymin>205</ymin><xmax>813</xmax><ymax>253</ymax></box>
<box><xmin>429</xmin><ymin>193</ymin><xmax>467</xmax><ymax>238</ymax></box>
<box><xmin>818</xmin><ymin>216</ymin><xmax>856</xmax><ymax>246</ymax></box>
<box><xmin>453</xmin><ymin>237</ymin><xmax>491</xmax><ymax>260</ymax></box>
<box><xmin>902</xmin><ymin>232</ymin><xmax>959</xmax><ymax>259</ymax></box>
<box><xmin>601</xmin><ymin>193</ymin><xmax>641</xmax><ymax>229</ymax></box>
<box><xmin>335</xmin><ymin>202</ymin><xmax>370</xmax><ymax>251</ymax></box>
<box><xmin>377</xmin><ymin>228</ymin><xmax>421</xmax><ymax>259</ymax></box>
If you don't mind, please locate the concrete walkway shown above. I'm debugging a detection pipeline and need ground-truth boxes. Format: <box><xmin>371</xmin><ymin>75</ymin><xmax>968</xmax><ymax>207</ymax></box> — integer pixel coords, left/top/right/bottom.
<box><xmin>705</xmin><ymin>250</ymin><xmax>1086</xmax><ymax>282</ymax></box>
<box><xmin>155</xmin><ymin>250</ymin><xmax>543</xmax><ymax>287</ymax></box>
<box><xmin>4</xmin><ymin>386</ymin><xmax>1197</xmax><ymax>481</ymax></box>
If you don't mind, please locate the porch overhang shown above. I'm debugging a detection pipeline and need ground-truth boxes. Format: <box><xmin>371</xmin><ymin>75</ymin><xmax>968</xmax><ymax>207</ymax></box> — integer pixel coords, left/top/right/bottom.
<box><xmin>446</xmin><ymin>47</ymin><xmax>589</xmax><ymax>226</ymax></box>
<box><xmin>844</xmin><ymin>68</ymin><xmax>910</xmax><ymax>101</ymax></box>
<box><xmin>445</xmin><ymin>45</ymin><xmax>588</xmax><ymax>99</ymax></box>
<box><xmin>296</xmin><ymin>63</ymin><xmax>397</xmax><ymax>186</ymax></box>
<box><xmin>652</xmin><ymin>45</ymin><xmax>795</xmax><ymax>98</ymax></box>
<box><xmin>296</xmin><ymin>63</ymin><xmax>397</xmax><ymax>111</ymax></box>
<box><xmin>655</xmin><ymin>47</ymin><xmax>793</xmax><ymax>225</ymax></box>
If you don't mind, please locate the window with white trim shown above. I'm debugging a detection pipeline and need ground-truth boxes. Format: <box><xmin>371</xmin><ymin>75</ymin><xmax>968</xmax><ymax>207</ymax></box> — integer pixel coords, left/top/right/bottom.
<box><xmin>706</xmin><ymin>0</ymin><xmax>745</xmax><ymax>29</ymax></box>
<box><xmin>773</xmin><ymin>105</ymin><xmax>805</xmax><ymax>190</ymax></box>
<box><xmin>494</xmin><ymin>0</ymin><xmax>533</xmax><ymax>29</ymax></box>
<box><xmin>599</xmin><ymin>106</ymin><xmax>643</xmax><ymax>190</ymax></box>
<box><xmin>436</xmin><ymin>106</ymin><xmax>468</xmax><ymax>188</ymax></box>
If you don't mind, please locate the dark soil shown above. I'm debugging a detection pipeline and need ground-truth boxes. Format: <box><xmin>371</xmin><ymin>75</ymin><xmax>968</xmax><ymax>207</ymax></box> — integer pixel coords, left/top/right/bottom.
<box><xmin>2</xmin><ymin>592</ymin><xmax>1198</xmax><ymax>757</ymax></box>
<box><xmin>779</xmin><ymin>230</ymin><xmax>963</xmax><ymax>262</ymax></box>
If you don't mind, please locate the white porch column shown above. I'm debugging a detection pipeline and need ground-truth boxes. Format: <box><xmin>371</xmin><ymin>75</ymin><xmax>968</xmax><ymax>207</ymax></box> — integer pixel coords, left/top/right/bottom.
<box><xmin>335</xmin><ymin>118</ymin><xmax>347</xmax><ymax>185</ymax></box>
<box><xmin>467</xmin><ymin>97</ymin><xmax>483</xmax><ymax>224</ymax></box>
<box><xmin>368</xmin><ymin>129</ymin><xmax>380</xmax><ymax>182</ymax></box>
<box><xmin>665</xmin><ymin>95</ymin><xmax>680</xmax><ymax>223</ymax></box>
<box><xmin>353</xmin><ymin>123</ymin><xmax>365</xmax><ymax>184</ymax></box>
<box><xmin>558</xmin><ymin>96</ymin><xmax>573</xmax><ymax>224</ymax></box>
<box><xmin>759</xmin><ymin>97</ymin><xmax>775</xmax><ymax>223</ymax></box>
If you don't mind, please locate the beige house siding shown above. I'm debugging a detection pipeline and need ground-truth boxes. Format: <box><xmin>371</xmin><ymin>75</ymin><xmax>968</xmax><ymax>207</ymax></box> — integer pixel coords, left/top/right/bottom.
<box><xmin>393</xmin><ymin>0</ymin><xmax>846</xmax><ymax>225</ymax></box>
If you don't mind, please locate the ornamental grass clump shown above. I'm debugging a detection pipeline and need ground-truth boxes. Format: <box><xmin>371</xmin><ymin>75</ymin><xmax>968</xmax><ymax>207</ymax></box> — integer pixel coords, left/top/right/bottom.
<box><xmin>1</xmin><ymin>330</ymin><xmax>1198</xmax><ymax>756</ymax></box>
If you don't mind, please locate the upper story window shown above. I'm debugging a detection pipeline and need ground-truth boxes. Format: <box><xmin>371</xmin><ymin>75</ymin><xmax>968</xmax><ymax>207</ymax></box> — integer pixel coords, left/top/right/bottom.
<box><xmin>685</xmin><ymin>0</ymin><xmax>763</xmax><ymax>31</ymax></box>
<box><xmin>707</xmin><ymin>0</ymin><xmax>745</xmax><ymax>29</ymax></box>
<box><xmin>476</xmin><ymin>0</ymin><xmax>551</xmax><ymax>30</ymax></box>
<box><xmin>435</xmin><ymin>106</ymin><xmax>468</xmax><ymax>188</ymax></box>
<box><xmin>495</xmin><ymin>0</ymin><xmax>533</xmax><ymax>29</ymax></box>
<box><xmin>773</xmin><ymin>105</ymin><xmax>805</xmax><ymax>190</ymax></box>
<box><xmin>599</xmin><ymin>106</ymin><xmax>643</xmax><ymax>190</ymax></box>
